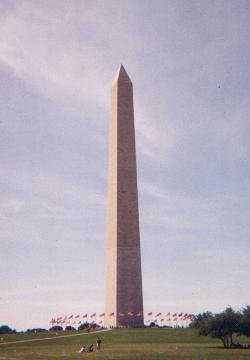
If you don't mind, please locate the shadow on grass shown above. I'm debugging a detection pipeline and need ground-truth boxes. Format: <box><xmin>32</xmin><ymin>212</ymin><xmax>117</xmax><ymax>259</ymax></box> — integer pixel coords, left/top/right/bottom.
<box><xmin>206</xmin><ymin>346</ymin><xmax>250</xmax><ymax>350</ymax></box>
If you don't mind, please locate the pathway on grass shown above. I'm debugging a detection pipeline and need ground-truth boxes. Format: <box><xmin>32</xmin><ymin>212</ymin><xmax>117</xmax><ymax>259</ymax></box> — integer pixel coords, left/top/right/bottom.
<box><xmin>0</xmin><ymin>328</ymin><xmax>111</xmax><ymax>346</ymax></box>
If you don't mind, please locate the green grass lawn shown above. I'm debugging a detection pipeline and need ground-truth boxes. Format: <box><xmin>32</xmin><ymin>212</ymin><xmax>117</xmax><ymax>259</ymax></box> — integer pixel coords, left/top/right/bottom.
<box><xmin>0</xmin><ymin>328</ymin><xmax>250</xmax><ymax>360</ymax></box>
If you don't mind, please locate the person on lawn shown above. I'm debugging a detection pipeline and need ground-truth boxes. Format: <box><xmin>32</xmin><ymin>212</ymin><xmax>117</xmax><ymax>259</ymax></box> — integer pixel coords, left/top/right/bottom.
<box><xmin>78</xmin><ymin>345</ymin><xmax>86</xmax><ymax>353</ymax></box>
<box><xmin>96</xmin><ymin>337</ymin><xmax>102</xmax><ymax>351</ymax></box>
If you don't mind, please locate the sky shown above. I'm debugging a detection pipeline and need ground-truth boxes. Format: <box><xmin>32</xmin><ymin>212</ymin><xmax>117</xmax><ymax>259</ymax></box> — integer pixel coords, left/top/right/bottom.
<box><xmin>0</xmin><ymin>0</ymin><xmax>249</xmax><ymax>331</ymax></box>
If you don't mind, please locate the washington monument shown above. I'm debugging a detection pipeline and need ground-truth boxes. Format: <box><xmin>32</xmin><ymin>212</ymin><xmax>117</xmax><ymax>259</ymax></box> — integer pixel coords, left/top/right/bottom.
<box><xmin>105</xmin><ymin>65</ymin><xmax>144</xmax><ymax>328</ymax></box>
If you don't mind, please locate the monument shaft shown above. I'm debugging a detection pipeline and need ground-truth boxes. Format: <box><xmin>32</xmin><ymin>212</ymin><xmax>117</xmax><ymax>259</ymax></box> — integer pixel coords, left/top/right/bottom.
<box><xmin>105</xmin><ymin>65</ymin><xmax>144</xmax><ymax>327</ymax></box>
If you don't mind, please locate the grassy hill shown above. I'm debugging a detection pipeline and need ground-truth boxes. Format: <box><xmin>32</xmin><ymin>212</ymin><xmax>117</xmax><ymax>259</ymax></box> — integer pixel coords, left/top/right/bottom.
<box><xmin>0</xmin><ymin>328</ymin><xmax>250</xmax><ymax>359</ymax></box>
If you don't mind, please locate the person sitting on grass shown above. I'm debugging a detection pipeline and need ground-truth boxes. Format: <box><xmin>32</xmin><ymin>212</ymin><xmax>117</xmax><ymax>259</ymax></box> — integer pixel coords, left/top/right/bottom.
<box><xmin>78</xmin><ymin>344</ymin><xmax>86</xmax><ymax>353</ymax></box>
<box><xmin>85</xmin><ymin>344</ymin><xmax>94</xmax><ymax>352</ymax></box>
<box><xmin>78</xmin><ymin>343</ymin><xmax>94</xmax><ymax>353</ymax></box>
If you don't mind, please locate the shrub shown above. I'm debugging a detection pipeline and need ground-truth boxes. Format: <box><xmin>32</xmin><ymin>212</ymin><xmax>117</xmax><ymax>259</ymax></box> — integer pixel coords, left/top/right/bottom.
<box><xmin>49</xmin><ymin>326</ymin><xmax>63</xmax><ymax>332</ymax></box>
<box><xmin>0</xmin><ymin>325</ymin><xmax>15</xmax><ymax>334</ymax></box>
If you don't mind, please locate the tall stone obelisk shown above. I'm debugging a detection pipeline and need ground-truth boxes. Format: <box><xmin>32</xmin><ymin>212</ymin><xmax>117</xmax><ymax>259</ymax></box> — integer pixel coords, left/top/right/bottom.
<box><xmin>105</xmin><ymin>65</ymin><xmax>144</xmax><ymax>328</ymax></box>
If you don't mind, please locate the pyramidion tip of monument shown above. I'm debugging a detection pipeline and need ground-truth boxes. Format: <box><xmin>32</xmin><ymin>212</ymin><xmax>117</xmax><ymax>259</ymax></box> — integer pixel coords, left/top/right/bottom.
<box><xmin>113</xmin><ymin>64</ymin><xmax>132</xmax><ymax>84</ymax></box>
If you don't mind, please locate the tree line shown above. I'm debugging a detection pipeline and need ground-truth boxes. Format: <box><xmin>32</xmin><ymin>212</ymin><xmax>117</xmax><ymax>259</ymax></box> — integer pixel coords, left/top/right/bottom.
<box><xmin>190</xmin><ymin>306</ymin><xmax>250</xmax><ymax>348</ymax></box>
<box><xmin>0</xmin><ymin>322</ymin><xmax>100</xmax><ymax>334</ymax></box>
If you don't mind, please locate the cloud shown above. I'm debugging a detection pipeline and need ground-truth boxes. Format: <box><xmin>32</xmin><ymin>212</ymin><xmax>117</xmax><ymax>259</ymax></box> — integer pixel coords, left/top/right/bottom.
<box><xmin>135</xmin><ymin>105</ymin><xmax>184</xmax><ymax>162</ymax></box>
<box><xmin>0</xmin><ymin>1</ymin><xmax>170</xmax><ymax>161</ymax></box>
<box><xmin>0</xmin><ymin>1</ymin><xmax>110</xmax><ymax>108</ymax></box>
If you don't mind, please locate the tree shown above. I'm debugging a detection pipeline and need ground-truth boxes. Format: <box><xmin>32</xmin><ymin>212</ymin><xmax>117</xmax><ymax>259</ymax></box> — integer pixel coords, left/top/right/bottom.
<box><xmin>198</xmin><ymin>307</ymin><xmax>241</xmax><ymax>348</ymax></box>
<box><xmin>26</xmin><ymin>328</ymin><xmax>47</xmax><ymax>333</ymax></box>
<box><xmin>238</xmin><ymin>306</ymin><xmax>250</xmax><ymax>337</ymax></box>
<box><xmin>200</xmin><ymin>316</ymin><xmax>230</xmax><ymax>348</ymax></box>
<box><xmin>189</xmin><ymin>312</ymin><xmax>213</xmax><ymax>328</ymax></box>
<box><xmin>0</xmin><ymin>325</ymin><xmax>15</xmax><ymax>334</ymax></box>
<box><xmin>78</xmin><ymin>322</ymin><xmax>100</xmax><ymax>331</ymax></box>
<box><xmin>65</xmin><ymin>326</ymin><xmax>76</xmax><ymax>331</ymax></box>
<box><xmin>78</xmin><ymin>323</ymin><xmax>89</xmax><ymax>330</ymax></box>
<box><xmin>49</xmin><ymin>326</ymin><xmax>63</xmax><ymax>332</ymax></box>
